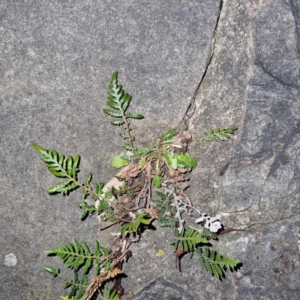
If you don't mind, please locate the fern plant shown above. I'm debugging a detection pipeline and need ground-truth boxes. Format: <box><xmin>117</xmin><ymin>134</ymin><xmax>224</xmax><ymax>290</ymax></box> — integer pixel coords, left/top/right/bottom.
<box><xmin>44</xmin><ymin>240</ymin><xmax>111</xmax><ymax>299</ymax></box>
<box><xmin>33</xmin><ymin>71</ymin><xmax>241</xmax><ymax>299</ymax></box>
<box><xmin>172</xmin><ymin>228</ymin><xmax>209</xmax><ymax>252</ymax></box>
<box><xmin>198</xmin><ymin>127</ymin><xmax>237</xmax><ymax>145</ymax></box>
<box><xmin>197</xmin><ymin>248</ymin><xmax>239</xmax><ymax>280</ymax></box>
<box><xmin>119</xmin><ymin>211</ymin><xmax>150</xmax><ymax>235</ymax></box>
<box><xmin>103</xmin><ymin>71</ymin><xmax>144</xmax><ymax>154</ymax></box>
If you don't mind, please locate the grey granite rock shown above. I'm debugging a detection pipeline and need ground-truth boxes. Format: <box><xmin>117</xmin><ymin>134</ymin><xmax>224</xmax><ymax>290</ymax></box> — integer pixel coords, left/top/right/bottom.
<box><xmin>220</xmin><ymin>0</ymin><xmax>300</xmax><ymax>228</ymax></box>
<box><xmin>1</xmin><ymin>0</ymin><xmax>300</xmax><ymax>299</ymax></box>
<box><xmin>131</xmin><ymin>277</ymin><xmax>195</xmax><ymax>300</ymax></box>
<box><xmin>132</xmin><ymin>0</ymin><xmax>300</xmax><ymax>299</ymax></box>
<box><xmin>0</xmin><ymin>0</ymin><xmax>221</xmax><ymax>299</ymax></box>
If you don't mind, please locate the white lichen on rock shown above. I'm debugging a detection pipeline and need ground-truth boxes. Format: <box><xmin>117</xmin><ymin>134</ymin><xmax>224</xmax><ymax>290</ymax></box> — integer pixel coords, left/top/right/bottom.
<box><xmin>4</xmin><ymin>253</ymin><xmax>17</xmax><ymax>267</ymax></box>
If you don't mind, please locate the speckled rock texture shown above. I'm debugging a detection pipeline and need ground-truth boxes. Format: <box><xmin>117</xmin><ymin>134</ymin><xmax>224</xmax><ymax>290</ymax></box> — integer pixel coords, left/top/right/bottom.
<box><xmin>1</xmin><ymin>0</ymin><xmax>299</xmax><ymax>299</ymax></box>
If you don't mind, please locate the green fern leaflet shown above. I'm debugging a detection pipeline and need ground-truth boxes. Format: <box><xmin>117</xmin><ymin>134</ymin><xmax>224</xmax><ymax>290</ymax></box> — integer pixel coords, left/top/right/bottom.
<box><xmin>32</xmin><ymin>144</ymin><xmax>80</xmax><ymax>195</ymax></box>
<box><xmin>45</xmin><ymin>239</ymin><xmax>110</xmax><ymax>273</ymax></box>
<box><xmin>102</xmin><ymin>286</ymin><xmax>121</xmax><ymax>300</ymax></box>
<box><xmin>173</xmin><ymin>228</ymin><xmax>209</xmax><ymax>252</ymax></box>
<box><xmin>199</xmin><ymin>126</ymin><xmax>237</xmax><ymax>145</ymax></box>
<box><xmin>44</xmin><ymin>240</ymin><xmax>111</xmax><ymax>298</ymax></box>
<box><xmin>196</xmin><ymin>247</ymin><xmax>239</xmax><ymax>279</ymax></box>
<box><xmin>103</xmin><ymin>72</ymin><xmax>144</xmax><ymax>125</ymax></box>
<box><xmin>120</xmin><ymin>211</ymin><xmax>151</xmax><ymax>234</ymax></box>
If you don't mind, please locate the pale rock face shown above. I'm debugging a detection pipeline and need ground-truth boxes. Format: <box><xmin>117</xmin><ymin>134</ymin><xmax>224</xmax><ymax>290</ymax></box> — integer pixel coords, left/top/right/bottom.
<box><xmin>1</xmin><ymin>0</ymin><xmax>300</xmax><ymax>299</ymax></box>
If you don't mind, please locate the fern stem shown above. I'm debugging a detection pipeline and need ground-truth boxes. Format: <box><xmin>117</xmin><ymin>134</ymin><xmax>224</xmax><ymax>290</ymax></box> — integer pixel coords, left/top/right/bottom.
<box><xmin>57</xmin><ymin>273</ymin><xmax>87</xmax><ymax>289</ymax></box>
<box><xmin>66</xmin><ymin>176</ymin><xmax>117</xmax><ymax>209</ymax></box>
<box><xmin>123</xmin><ymin>115</ymin><xmax>136</xmax><ymax>156</ymax></box>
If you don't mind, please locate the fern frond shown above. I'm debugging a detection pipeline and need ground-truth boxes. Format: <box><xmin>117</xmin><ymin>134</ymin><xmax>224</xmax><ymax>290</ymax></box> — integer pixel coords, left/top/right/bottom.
<box><xmin>196</xmin><ymin>247</ymin><xmax>239</xmax><ymax>279</ymax></box>
<box><xmin>77</xmin><ymin>272</ymin><xmax>88</xmax><ymax>298</ymax></box>
<box><xmin>33</xmin><ymin>144</ymin><xmax>80</xmax><ymax>195</ymax></box>
<box><xmin>44</xmin><ymin>239</ymin><xmax>110</xmax><ymax>272</ymax></box>
<box><xmin>45</xmin><ymin>240</ymin><xmax>111</xmax><ymax>298</ymax></box>
<box><xmin>191</xmin><ymin>226</ymin><xmax>217</xmax><ymax>240</ymax></box>
<box><xmin>199</xmin><ymin>126</ymin><xmax>237</xmax><ymax>146</ymax></box>
<box><xmin>102</xmin><ymin>286</ymin><xmax>121</xmax><ymax>300</ymax></box>
<box><xmin>78</xmin><ymin>201</ymin><xmax>97</xmax><ymax>220</ymax></box>
<box><xmin>103</xmin><ymin>72</ymin><xmax>144</xmax><ymax>124</ymax></box>
<box><xmin>103</xmin><ymin>72</ymin><xmax>144</xmax><ymax>154</ymax></box>
<box><xmin>120</xmin><ymin>211</ymin><xmax>150</xmax><ymax>234</ymax></box>
<box><xmin>45</xmin><ymin>240</ymin><xmax>91</xmax><ymax>271</ymax></box>
<box><xmin>94</xmin><ymin>240</ymin><xmax>111</xmax><ymax>276</ymax></box>
<box><xmin>172</xmin><ymin>228</ymin><xmax>209</xmax><ymax>252</ymax></box>
<box><xmin>60</xmin><ymin>296</ymin><xmax>81</xmax><ymax>300</ymax></box>
<box><xmin>44</xmin><ymin>266</ymin><xmax>60</xmax><ymax>276</ymax></box>
<box><xmin>97</xmin><ymin>198</ymin><xmax>116</xmax><ymax>222</ymax></box>
<box><xmin>53</xmin><ymin>269</ymin><xmax>87</xmax><ymax>299</ymax></box>
<box><xmin>67</xmin><ymin>269</ymin><xmax>82</xmax><ymax>298</ymax></box>
<box><xmin>82</xmin><ymin>173</ymin><xmax>92</xmax><ymax>199</ymax></box>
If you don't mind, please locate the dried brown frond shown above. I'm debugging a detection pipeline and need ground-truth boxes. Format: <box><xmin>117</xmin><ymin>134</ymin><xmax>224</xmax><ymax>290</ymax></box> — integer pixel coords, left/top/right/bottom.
<box><xmin>84</xmin><ymin>250</ymin><xmax>128</xmax><ymax>300</ymax></box>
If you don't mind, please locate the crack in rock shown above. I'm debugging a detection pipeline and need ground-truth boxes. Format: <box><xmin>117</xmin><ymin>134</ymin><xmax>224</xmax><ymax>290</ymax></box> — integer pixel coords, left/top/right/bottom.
<box><xmin>246</xmin><ymin>213</ymin><xmax>300</xmax><ymax>229</ymax></box>
<box><xmin>177</xmin><ymin>0</ymin><xmax>224</xmax><ymax>132</ymax></box>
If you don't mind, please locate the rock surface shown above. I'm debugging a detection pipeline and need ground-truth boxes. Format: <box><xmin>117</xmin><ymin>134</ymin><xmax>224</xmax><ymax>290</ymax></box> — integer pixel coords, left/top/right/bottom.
<box><xmin>1</xmin><ymin>0</ymin><xmax>300</xmax><ymax>299</ymax></box>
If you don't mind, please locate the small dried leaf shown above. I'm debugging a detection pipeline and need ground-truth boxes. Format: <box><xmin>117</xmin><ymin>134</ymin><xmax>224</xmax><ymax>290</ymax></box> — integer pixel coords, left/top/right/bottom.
<box><xmin>145</xmin><ymin>207</ymin><xmax>159</xmax><ymax>220</ymax></box>
<box><xmin>115</xmin><ymin>162</ymin><xmax>141</xmax><ymax>181</ymax></box>
<box><xmin>109</xmin><ymin>268</ymin><xmax>123</xmax><ymax>278</ymax></box>
<box><xmin>172</xmin><ymin>131</ymin><xmax>192</xmax><ymax>149</ymax></box>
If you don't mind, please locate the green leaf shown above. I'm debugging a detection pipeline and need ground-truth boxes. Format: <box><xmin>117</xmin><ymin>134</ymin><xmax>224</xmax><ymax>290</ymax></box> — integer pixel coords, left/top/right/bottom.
<box><xmin>73</xmin><ymin>155</ymin><xmax>80</xmax><ymax>168</ymax></box>
<box><xmin>33</xmin><ymin>144</ymin><xmax>81</xmax><ymax>195</ymax></box>
<box><xmin>80</xmin><ymin>209</ymin><xmax>89</xmax><ymax>221</ymax></box>
<box><xmin>103</xmin><ymin>286</ymin><xmax>121</xmax><ymax>300</ymax></box>
<box><xmin>172</xmin><ymin>228</ymin><xmax>209</xmax><ymax>252</ymax></box>
<box><xmin>43</xmin><ymin>266</ymin><xmax>60</xmax><ymax>276</ymax></box>
<box><xmin>103</xmin><ymin>109</ymin><xmax>123</xmax><ymax>118</ymax></box>
<box><xmin>139</xmin><ymin>159</ymin><xmax>146</xmax><ymax>167</ymax></box>
<box><xmin>111</xmin><ymin>153</ymin><xmax>128</xmax><ymax>168</ymax></box>
<box><xmin>120</xmin><ymin>211</ymin><xmax>151</xmax><ymax>234</ymax></box>
<box><xmin>44</xmin><ymin>239</ymin><xmax>110</xmax><ymax>272</ymax></box>
<box><xmin>126</xmin><ymin>113</ymin><xmax>144</xmax><ymax>119</ymax></box>
<box><xmin>105</xmin><ymin>72</ymin><xmax>132</xmax><ymax>118</ymax></box>
<box><xmin>106</xmin><ymin>100</ymin><xmax>120</xmax><ymax>109</ymax></box>
<box><xmin>95</xmin><ymin>182</ymin><xmax>104</xmax><ymax>196</ymax></box>
<box><xmin>110</xmin><ymin>120</ymin><xmax>124</xmax><ymax>126</ymax></box>
<box><xmin>47</xmin><ymin>181</ymin><xmax>70</xmax><ymax>194</ymax></box>
<box><xmin>176</xmin><ymin>153</ymin><xmax>197</xmax><ymax>169</ymax></box>
<box><xmin>94</xmin><ymin>240</ymin><xmax>101</xmax><ymax>276</ymax></box>
<box><xmin>32</xmin><ymin>143</ymin><xmax>43</xmax><ymax>152</ymax></box>
<box><xmin>163</xmin><ymin>129</ymin><xmax>175</xmax><ymax>141</ymax></box>
<box><xmin>164</xmin><ymin>151</ymin><xmax>177</xmax><ymax>169</ymax></box>
<box><xmin>95</xmin><ymin>240</ymin><xmax>110</xmax><ymax>276</ymax></box>
<box><xmin>82</xmin><ymin>173</ymin><xmax>92</xmax><ymax>199</ymax></box>
<box><xmin>120</xmin><ymin>94</ymin><xmax>131</xmax><ymax>111</ymax></box>
<box><xmin>104</xmin><ymin>72</ymin><xmax>144</xmax><ymax>152</ymax></box>
<box><xmin>197</xmin><ymin>247</ymin><xmax>239</xmax><ymax>279</ymax></box>
<box><xmin>199</xmin><ymin>126</ymin><xmax>238</xmax><ymax>145</ymax></box>
<box><xmin>156</xmin><ymin>190</ymin><xmax>167</xmax><ymax>199</ymax></box>
<box><xmin>153</xmin><ymin>175</ymin><xmax>162</xmax><ymax>187</ymax></box>
<box><xmin>60</xmin><ymin>296</ymin><xmax>77</xmax><ymax>300</ymax></box>
<box><xmin>47</xmin><ymin>182</ymin><xmax>79</xmax><ymax>195</ymax></box>
<box><xmin>68</xmin><ymin>270</ymin><xmax>79</xmax><ymax>298</ymax></box>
